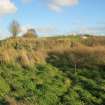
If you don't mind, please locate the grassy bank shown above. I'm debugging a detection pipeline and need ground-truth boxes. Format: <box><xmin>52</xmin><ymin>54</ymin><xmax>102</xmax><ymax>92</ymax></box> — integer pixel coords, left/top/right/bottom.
<box><xmin>0</xmin><ymin>36</ymin><xmax>105</xmax><ymax>105</ymax></box>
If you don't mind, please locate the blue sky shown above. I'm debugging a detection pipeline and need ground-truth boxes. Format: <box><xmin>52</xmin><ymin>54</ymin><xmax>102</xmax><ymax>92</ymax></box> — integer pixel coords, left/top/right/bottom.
<box><xmin>0</xmin><ymin>0</ymin><xmax>105</xmax><ymax>39</ymax></box>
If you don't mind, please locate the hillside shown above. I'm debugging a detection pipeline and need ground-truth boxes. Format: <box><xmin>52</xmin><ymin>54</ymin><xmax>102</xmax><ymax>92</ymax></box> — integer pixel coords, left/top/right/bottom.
<box><xmin>0</xmin><ymin>36</ymin><xmax>105</xmax><ymax>105</ymax></box>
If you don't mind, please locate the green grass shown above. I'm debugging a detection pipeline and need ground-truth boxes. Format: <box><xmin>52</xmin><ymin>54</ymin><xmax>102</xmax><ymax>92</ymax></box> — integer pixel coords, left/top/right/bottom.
<box><xmin>0</xmin><ymin>63</ymin><xmax>71</xmax><ymax>105</ymax></box>
<box><xmin>0</xmin><ymin>63</ymin><xmax>105</xmax><ymax>105</ymax></box>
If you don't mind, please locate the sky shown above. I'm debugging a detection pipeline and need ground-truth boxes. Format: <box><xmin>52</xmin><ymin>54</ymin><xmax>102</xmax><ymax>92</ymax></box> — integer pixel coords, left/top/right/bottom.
<box><xmin>0</xmin><ymin>0</ymin><xmax>105</xmax><ymax>39</ymax></box>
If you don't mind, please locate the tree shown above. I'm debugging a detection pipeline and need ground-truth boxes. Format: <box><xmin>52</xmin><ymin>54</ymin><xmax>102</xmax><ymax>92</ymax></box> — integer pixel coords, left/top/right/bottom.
<box><xmin>23</xmin><ymin>28</ymin><xmax>37</xmax><ymax>38</ymax></box>
<box><xmin>10</xmin><ymin>20</ymin><xmax>21</xmax><ymax>37</ymax></box>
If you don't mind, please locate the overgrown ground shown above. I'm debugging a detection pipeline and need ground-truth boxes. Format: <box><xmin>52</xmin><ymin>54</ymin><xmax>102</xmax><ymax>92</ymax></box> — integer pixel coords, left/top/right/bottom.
<box><xmin>0</xmin><ymin>35</ymin><xmax>105</xmax><ymax>105</ymax></box>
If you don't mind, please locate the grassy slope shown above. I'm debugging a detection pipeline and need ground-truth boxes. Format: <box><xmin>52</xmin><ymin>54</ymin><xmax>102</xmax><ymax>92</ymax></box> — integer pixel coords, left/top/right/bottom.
<box><xmin>0</xmin><ymin>64</ymin><xmax>71</xmax><ymax>105</ymax></box>
<box><xmin>0</xmin><ymin>36</ymin><xmax>105</xmax><ymax>105</ymax></box>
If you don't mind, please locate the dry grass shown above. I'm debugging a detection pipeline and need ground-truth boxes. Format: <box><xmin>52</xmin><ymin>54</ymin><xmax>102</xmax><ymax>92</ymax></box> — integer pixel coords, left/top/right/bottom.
<box><xmin>17</xmin><ymin>49</ymin><xmax>31</xmax><ymax>67</ymax></box>
<box><xmin>46</xmin><ymin>45</ymin><xmax>105</xmax><ymax>68</ymax></box>
<box><xmin>4</xmin><ymin>96</ymin><xmax>17</xmax><ymax>105</ymax></box>
<box><xmin>0</xmin><ymin>46</ymin><xmax>47</xmax><ymax>67</ymax></box>
<box><xmin>0</xmin><ymin>37</ymin><xmax>105</xmax><ymax>68</ymax></box>
<box><xmin>0</xmin><ymin>48</ymin><xmax>16</xmax><ymax>64</ymax></box>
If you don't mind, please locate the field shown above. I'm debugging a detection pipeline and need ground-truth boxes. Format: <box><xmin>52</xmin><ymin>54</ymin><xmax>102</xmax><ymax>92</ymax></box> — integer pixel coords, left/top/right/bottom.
<box><xmin>0</xmin><ymin>35</ymin><xmax>105</xmax><ymax>105</ymax></box>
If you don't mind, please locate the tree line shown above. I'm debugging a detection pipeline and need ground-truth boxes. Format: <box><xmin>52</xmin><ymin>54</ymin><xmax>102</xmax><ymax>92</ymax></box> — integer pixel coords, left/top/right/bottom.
<box><xmin>9</xmin><ymin>20</ymin><xmax>37</xmax><ymax>38</ymax></box>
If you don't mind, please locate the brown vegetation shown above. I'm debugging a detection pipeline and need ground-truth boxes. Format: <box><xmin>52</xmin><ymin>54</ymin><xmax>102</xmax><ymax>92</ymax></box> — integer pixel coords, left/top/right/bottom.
<box><xmin>46</xmin><ymin>45</ymin><xmax>105</xmax><ymax>69</ymax></box>
<box><xmin>4</xmin><ymin>96</ymin><xmax>17</xmax><ymax>105</ymax></box>
<box><xmin>0</xmin><ymin>36</ymin><xmax>105</xmax><ymax>68</ymax></box>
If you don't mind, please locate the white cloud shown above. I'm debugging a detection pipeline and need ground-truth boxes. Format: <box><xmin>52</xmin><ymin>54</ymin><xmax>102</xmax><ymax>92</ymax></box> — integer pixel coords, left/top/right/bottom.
<box><xmin>71</xmin><ymin>25</ymin><xmax>105</xmax><ymax>35</ymax></box>
<box><xmin>36</xmin><ymin>26</ymin><xmax>57</xmax><ymax>33</ymax></box>
<box><xmin>0</xmin><ymin>0</ymin><xmax>17</xmax><ymax>16</ymax></box>
<box><xmin>21</xmin><ymin>24</ymin><xmax>32</xmax><ymax>34</ymax></box>
<box><xmin>81</xmin><ymin>26</ymin><xmax>105</xmax><ymax>35</ymax></box>
<box><xmin>48</xmin><ymin>0</ymin><xmax>79</xmax><ymax>12</ymax></box>
<box><xmin>21</xmin><ymin>24</ymin><xmax>58</xmax><ymax>36</ymax></box>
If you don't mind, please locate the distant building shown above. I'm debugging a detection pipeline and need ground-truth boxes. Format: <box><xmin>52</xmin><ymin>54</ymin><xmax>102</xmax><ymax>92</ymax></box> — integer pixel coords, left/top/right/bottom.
<box><xmin>81</xmin><ymin>36</ymin><xmax>88</xmax><ymax>39</ymax></box>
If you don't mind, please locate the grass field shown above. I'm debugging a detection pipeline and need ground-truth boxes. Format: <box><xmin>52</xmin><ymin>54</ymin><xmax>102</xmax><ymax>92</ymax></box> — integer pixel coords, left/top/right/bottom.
<box><xmin>0</xmin><ymin>35</ymin><xmax>105</xmax><ymax>105</ymax></box>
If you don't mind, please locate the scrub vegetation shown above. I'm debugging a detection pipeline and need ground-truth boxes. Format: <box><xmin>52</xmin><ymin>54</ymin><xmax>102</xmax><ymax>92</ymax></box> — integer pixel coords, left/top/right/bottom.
<box><xmin>0</xmin><ymin>34</ymin><xmax>105</xmax><ymax>105</ymax></box>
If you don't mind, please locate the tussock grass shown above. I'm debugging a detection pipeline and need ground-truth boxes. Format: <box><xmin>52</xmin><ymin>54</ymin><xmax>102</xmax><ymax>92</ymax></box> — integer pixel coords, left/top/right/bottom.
<box><xmin>0</xmin><ymin>37</ymin><xmax>105</xmax><ymax>68</ymax></box>
<box><xmin>17</xmin><ymin>49</ymin><xmax>31</xmax><ymax>67</ymax></box>
<box><xmin>46</xmin><ymin>45</ymin><xmax>105</xmax><ymax>69</ymax></box>
<box><xmin>0</xmin><ymin>47</ymin><xmax>47</xmax><ymax>67</ymax></box>
<box><xmin>0</xmin><ymin>48</ymin><xmax>16</xmax><ymax>64</ymax></box>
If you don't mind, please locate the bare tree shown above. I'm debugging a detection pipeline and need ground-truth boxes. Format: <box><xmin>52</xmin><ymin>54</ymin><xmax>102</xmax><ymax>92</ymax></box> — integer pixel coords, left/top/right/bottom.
<box><xmin>10</xmin><ymin>20</ymin><xmax>21</xmax><ymax>37</ymax></box>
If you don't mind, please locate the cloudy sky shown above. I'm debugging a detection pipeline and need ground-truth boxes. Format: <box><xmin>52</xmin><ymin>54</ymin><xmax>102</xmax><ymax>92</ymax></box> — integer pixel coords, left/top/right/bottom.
<box><xmin>0</xmin><ymin>0</ymin><xmax>105</xmax><ymax>38</ymax></box>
